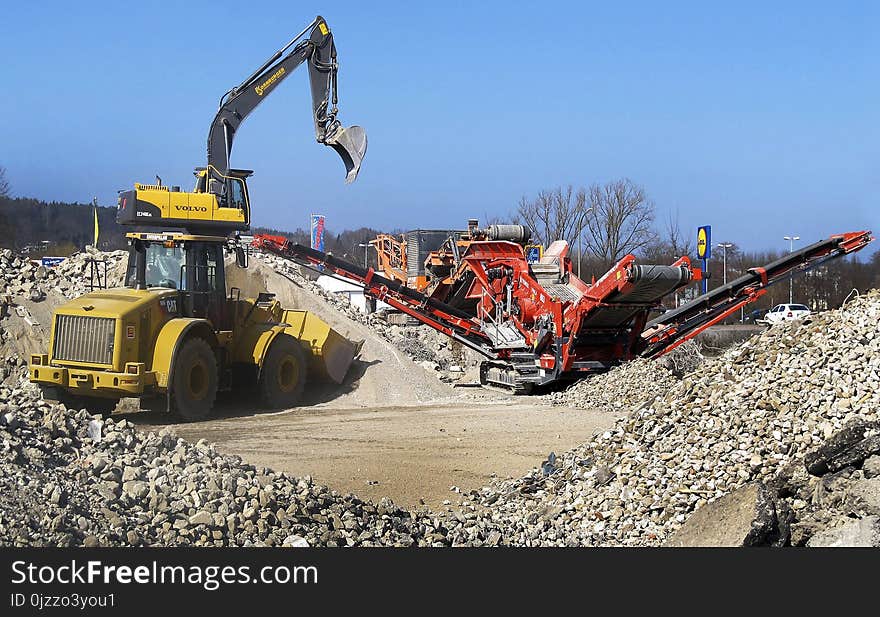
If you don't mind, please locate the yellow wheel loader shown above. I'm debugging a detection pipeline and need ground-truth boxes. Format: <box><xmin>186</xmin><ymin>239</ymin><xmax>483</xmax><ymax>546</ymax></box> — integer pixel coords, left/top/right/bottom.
<box><xmin>30</xmin><ymin>232</ymin><xmax>360</xmax><ymax>421</ymax></box>
<box><xmin>29</xmin><ymin>16</ymin><xmax>367</xmax><ymax>420</ymax></box>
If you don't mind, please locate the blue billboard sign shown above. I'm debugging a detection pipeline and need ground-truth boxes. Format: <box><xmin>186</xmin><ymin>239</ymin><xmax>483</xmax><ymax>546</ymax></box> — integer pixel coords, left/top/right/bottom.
<box><xmin>525</xmin><ymin>244</ymin><xmax>543</xmax><ymax>263</ymax></box>
<box><xmin>310</xmin><ymin>214</ymin><xmax>326</xmax><ymax>252</ymax></box>
<box><xmin>41</xmin><ymin>256</ymin><xmax>65</xmax><ymax>267</ymax></box>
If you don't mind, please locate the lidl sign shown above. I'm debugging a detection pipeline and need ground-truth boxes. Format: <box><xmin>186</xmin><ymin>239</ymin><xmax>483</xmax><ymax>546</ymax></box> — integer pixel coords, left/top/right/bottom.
<box><xmin>697</xmin><ymin>225</ymin><xmax>711</xmax><ymax>260</ymax></box>
<box><xmin>525</xmin><ymin>244</ymin><xmax>543</xmax><ymax>263</ymax></box>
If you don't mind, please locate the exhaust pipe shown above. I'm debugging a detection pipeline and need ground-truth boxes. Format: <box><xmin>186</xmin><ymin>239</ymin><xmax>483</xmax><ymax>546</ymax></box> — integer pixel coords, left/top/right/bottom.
<box><xmin>325</xmin><ymin>125</ymin><xmax>368</xmax><ymax>184</ymax></box>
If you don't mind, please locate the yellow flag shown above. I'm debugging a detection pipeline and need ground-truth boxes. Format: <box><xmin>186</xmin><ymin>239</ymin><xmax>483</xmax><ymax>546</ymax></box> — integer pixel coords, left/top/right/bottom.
<box><xmin>93</xmin><ymin>200</ymin><xmax>99</xmax><ymax>247</ymax></box>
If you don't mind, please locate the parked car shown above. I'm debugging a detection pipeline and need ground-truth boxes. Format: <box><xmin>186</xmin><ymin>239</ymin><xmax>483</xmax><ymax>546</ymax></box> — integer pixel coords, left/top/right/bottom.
<box><xmin>759</xmin><ymin>303</ymin><xmax>812</xmax><ymax>325</ymax></box>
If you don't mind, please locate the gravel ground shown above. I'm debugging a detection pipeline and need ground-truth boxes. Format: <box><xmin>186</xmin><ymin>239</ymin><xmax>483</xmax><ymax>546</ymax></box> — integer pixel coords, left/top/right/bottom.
<box><xmin>2</xmin><ymin>245</ymin><xmax>878</xmax><ymax>547</ymax></box>
<box><xmin>462</xmin><ymin>290</ymin><xmax>880</xmax><ymax>546</ymax></box>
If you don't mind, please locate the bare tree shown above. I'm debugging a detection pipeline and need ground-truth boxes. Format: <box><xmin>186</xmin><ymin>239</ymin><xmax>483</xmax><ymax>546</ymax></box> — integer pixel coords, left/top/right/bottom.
<box><xmin>664</xmin><ymin>209</ymin><xmax>693</xmax><ymax>258</ymax></box>
<box><xmin>481</xmin><ymin>212</ymin><xmax>506</xmax><ymax>227</ymax></box>
<box><xmin>641</xmin><ymin>209</ymin><xmax>695</xmax><ymax>264</ymax></box>
<box><xmin>582</xmin><ymin>178</ymin><xmax>657</xmax><ymax>269</ymax></box>
<box><xmin>0</xmin><ymin>166</ymin><xmax>9</xmax><ymax>198</ymax></box>
<box><xmin>514</xmin><ymin>185</ymin><xmax>588</xmax><ymax>246</ymax></box>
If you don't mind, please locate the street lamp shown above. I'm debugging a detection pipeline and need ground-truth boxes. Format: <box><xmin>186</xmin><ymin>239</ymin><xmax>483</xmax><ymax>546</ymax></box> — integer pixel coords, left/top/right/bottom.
<box><xmin>357</xmin><ymin>242</ymin><xmax>370</xmax><ymax>269</ymax></box>
<box><xmin>715</xmin><ymin>242</ymin><xmax>734</xmax><ymax>322</ymax></box>
<box><xmin>573</xmin><ymin>206</ymin><xmax>594</xmax><ymax>279</ymax></box>
<box><xmin>783</xmin><ymin>235</ymin><xmax>800</xmax><ymax>303</ymax></box>
<box><xmin>716</xmin><ymin>242</ymin><xmax>733</xmax><ymax>286</ymax></box>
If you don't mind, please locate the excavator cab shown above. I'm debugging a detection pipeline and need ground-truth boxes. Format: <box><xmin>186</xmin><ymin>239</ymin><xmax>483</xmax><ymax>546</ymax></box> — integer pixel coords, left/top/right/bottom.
<box><xmin>116</xmin><ymin>169</ymin><xmax>252</xmax><ymax>233</ymax></box>
<box><xmin>193</xmin><ymin>167</ymin><xmax>252</xmax><ymax>216</ymax></box>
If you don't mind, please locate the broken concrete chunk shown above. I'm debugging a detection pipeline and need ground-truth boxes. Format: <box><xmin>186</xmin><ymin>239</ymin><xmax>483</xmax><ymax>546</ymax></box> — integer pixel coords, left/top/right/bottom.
<box><xmin>806</xmin><ymin>516</ymin><xmax>880</xmax><ymax>547</ymax></box>
<box><xmin>804</xmin><ymin>421</ymin><xmax>880</xmax><ymax>476</ymax></box>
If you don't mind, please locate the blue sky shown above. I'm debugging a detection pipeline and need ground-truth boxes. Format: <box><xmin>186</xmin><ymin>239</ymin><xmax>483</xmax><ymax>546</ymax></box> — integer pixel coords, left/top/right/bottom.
<box><xmin>1</xmin><ymin>1</ymin><xmax>877</xmax><ymax>252</ymax></box>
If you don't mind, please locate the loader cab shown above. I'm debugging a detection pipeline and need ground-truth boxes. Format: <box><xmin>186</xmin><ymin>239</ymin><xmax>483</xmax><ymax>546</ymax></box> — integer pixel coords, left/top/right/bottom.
<box><xmin>125</xmin><ymin>232</ymin><xmax>231</xmax><ymax>329</ymax></box>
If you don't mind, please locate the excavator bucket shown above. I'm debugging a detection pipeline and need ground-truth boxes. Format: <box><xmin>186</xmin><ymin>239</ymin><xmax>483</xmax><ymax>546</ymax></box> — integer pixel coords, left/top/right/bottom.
<box><xmin>282</xmin><ymin>309</ymin><xmax>362</xmax><ymax>383</ymax></box>
<box><xmin>325</xmin><ymin>125</ymin><xmax>368</xmax><ymax>184</ymax></box>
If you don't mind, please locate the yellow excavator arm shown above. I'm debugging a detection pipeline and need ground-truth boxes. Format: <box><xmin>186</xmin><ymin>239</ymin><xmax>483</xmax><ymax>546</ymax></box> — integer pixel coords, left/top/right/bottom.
<box><xmin>116</xmin><ymin>15</ymin><xmax>367</xmax><ymax>235</ymax></box>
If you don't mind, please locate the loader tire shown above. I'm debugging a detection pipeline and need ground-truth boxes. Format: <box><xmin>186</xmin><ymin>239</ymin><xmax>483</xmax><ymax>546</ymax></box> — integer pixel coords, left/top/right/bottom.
<box><xmin>171</xmin><ymin>337</ymin><xmax>218</xmax><ymax>422</ymax></box>
<box><xmin>259</xmin><ymin>334</ymin><xmax>307</xmax><ymax>409</ymax></box>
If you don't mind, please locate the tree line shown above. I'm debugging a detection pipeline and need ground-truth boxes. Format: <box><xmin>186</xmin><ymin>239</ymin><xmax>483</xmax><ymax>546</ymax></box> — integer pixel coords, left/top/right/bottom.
<box><xmin>0</xmin><ymin>165</ymin><xmax>383</xmax><ymax>265</ymax></box>
<box><xmin>514</xmin><ymin>179</ymin><xmax>879</xmax><ymax>313</ymax></box>
<box><xmin>0</xmin><ymin>200</ymin><xmax>127</xmax><ymax>256</ymax></box>
<box><xmin>1</xmin><ymin>164</ymin><xmax>129</xmax><ymax>255</ymax></box>
<box><xmin>1</xmin><ymin>164</ymin><xmax>877</xmax><ymax>312</ymax></box>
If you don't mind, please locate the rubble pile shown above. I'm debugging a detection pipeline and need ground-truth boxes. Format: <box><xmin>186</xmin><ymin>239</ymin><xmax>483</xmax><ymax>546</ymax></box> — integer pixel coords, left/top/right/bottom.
<box><xmin>50</xmin><ymin>249</ymin><xmax>128</xmax><ymax>298</ymax></box>
<box><xmin>546</xmin><ymin>341</ymin><xmax>703</xmax><ymax>411</ymax></box>
<box><xmin>257</xmin><ymin>253</ymin><xmax>476</xmax><ymax>378</ymax></box>
<box><xmin>1</xmin><ymin>289</ymin><xmax>878</xmax><ymax>546</ymax></box>
<box><xmin>462</xmin><ymin>291</ymin><xmax>880</xmax><ymax>546</ymax></box>
<box><xmin>774</xmin><ymin>420</ymin><xmax>880</xmax><ymax>546</ymax></box>
<box><xmin>0</xmin><ymin>380</ymin><xmax>438</xmax><ymax>547</ymax></box>
<box><xmin>0</xmin><ymin>355</ymin><xmax>27</xmax><ymax>384</ymax></box>
<box><xmin>545</xmin><ymin>358</ymin><xmax>679</xmax><ymax>412</ymax></box>
<box><xmin>0</xmin><ymin>248</ymin><xmax>127</xmax><ymax>301</ymax></box>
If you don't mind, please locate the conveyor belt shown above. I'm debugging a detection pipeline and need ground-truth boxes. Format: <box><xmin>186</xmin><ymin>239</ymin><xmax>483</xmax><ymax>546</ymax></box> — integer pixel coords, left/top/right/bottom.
<box><xmin>253</xmin><ymin>230</ymin><xmax>873</xmax><ymax>388</ymax></box>
<box><xmin>580</xmin><ymin>265</ymin><xmax>691</xmax><ymax>329</ymax></box>
<box><xmin>640</xmin><ymin>230</ymin><xmax>874</xmax><ymax>358</ymax></box>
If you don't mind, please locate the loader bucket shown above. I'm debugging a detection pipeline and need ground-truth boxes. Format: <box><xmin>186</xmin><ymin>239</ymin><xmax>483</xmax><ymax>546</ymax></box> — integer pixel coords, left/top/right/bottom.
<box><xmin>282</xmin><ymin>310</ymin><xmax>362</xmax><ymax>384</ymax></box>
<box><xmin>325</xmin><ymin>125</ymin><xmax>367</xmax><ymax>184</ymax></box>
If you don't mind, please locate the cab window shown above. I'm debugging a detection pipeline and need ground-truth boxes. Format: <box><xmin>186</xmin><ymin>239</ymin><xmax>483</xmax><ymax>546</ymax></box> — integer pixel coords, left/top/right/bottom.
<box><xmin>146</xmin><ymin>245</ymin><xmax>185</xmax><ymax>289</ymax></box>
<box><xmin>125</xmin><ymin>242</ymin><xmax>185</xmax><ymax>289</ymax></box>
<box><xmin>185</xmin><ymin>243</ymin><xmax>224</xmax><ymax>293</ymax></box>
<box><xmin>227</xmin><ymin>179</ymin><xmax>246</xmax><ymax>210</ymax></box>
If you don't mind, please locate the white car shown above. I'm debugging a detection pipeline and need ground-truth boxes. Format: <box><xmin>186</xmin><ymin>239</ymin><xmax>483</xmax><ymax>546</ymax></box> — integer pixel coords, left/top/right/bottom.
<box><xmin>760</xmin><ymin>303</ymin><xmax>812</xmax><ymax>325</ymax></box>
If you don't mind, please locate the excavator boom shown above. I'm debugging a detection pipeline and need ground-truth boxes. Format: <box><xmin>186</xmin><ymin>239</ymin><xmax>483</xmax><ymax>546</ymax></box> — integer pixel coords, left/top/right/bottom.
<box><xmin>207</xmin><ymin>16</ymin><xmax>367</xmax><ymax>188</ymax></box>
<box><xmin>117</xmin><ymin>16</ymin><xmax>366</xmax><ymax>235</ymax></box>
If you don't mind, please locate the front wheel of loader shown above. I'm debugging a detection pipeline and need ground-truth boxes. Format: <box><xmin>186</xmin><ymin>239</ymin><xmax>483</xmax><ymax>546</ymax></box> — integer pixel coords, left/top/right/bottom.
<box><xmin>259</xmin><ymin>334</ymin><xmax>307</xmax><ymax>409</ymax></box>
<box><xmin>171</xmin><ymin>337</ymin><xmax>218</xmax><ymax>422</ymax></box>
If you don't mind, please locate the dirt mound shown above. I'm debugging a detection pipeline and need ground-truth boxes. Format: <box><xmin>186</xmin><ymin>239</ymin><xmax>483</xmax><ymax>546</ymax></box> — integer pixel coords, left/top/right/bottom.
<box><xmin>255</xmin><ymin>252</ymin><xmax>483</xmax><ymax>383</ymax></box>
<box><xmin>226</xmin><ymin>259</ymin><xmax>462</xmax><ymax>408</ymax></box>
